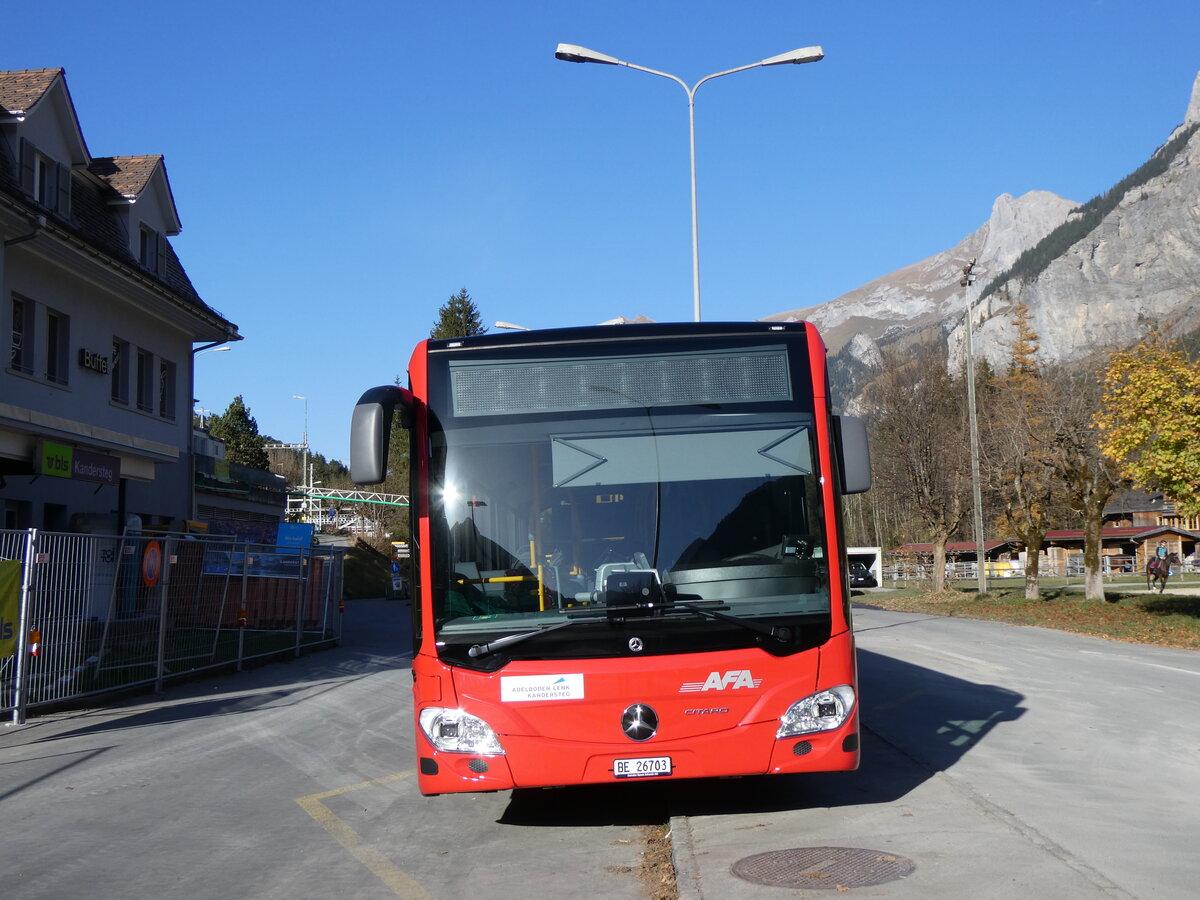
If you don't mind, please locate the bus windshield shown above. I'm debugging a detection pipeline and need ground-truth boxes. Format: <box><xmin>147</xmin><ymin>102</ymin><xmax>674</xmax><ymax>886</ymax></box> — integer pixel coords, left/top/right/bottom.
<box><xmin>428</xmin><ymin>345</ymin><xmax>832</xmax><ymax>668</ymax></box>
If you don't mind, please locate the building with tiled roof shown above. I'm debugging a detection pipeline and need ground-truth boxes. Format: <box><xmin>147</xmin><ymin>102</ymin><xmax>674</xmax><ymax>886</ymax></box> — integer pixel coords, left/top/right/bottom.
<box><xmin>1103</xmin><ymin>488</ymin><xmax>1200</xmax><ymax>533</ymax></box>
<box><xmin>892</xmin><ymin>524</ymin><xmax>1197</xmax><ymax>577</ymax></box>
<box><xmin>0</xmin><ymin>68</ymin><xmax>68</xmax><ymax>118</ymax></box>
<box><xmin>1</xmin><ymin>67</ymin><xmax>246</xmax><ymax>533</ymax></box>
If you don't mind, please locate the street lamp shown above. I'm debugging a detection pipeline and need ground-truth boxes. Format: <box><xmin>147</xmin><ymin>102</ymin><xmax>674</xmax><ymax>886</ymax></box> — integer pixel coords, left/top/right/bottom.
<box><xmin>960</xmin><ymin>259</ymin><xmax>987</xmax><ymax>595</ymax></box>
<box><xmin>555</xmin><ymin>42</ymin><xmax>824</xmax><ymax>322</ymax></box>
<box><xmin>292</xmin><ymin>395</ymin><xmax>309</xmax><ymax>519</ymax></box>
<box><xmin>192</xmin><ymin>345</ymin><xmax>230</xmax><ymax>423</ymax></box>
<box><xmin>190</xmin><ymin>343</ymin><xmax>232</xmax><ymax>520</ymax></box>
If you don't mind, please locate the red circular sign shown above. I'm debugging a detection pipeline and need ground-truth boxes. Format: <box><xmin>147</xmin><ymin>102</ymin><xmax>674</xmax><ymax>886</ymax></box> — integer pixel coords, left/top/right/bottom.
<box><xmin>142</xmin><ymin>540</ymin><xmax>162</xmax><ymax>587</ymax></box>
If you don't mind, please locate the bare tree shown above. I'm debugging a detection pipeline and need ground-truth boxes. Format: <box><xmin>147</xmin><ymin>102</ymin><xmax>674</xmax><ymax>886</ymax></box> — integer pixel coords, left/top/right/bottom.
<box><xmin>267</xmin><ymin>446</ymin><xmax>304</xmax><ymax>490</ymax></box>
<box><xmin>865</xmin><ymin>342</ymin><xmax>970</xmax><ymax>591</ymax></box>
<box><xmin>1043</xmin><ymin>363</ymin><xmax>1128</xmax><ymax>602</ymax></box>
<box><xmin>980</xmin><ymin>303</ymin><xmax>1068</xmax><ymax>600</ymax></box>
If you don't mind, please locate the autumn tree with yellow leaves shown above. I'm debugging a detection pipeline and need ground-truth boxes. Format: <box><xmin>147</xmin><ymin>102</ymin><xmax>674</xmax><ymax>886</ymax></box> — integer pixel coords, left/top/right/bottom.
<box><xmin>1097</xmin><ymin>335</ymin><xmax>1200</xmax><ymax>517</ymax></box>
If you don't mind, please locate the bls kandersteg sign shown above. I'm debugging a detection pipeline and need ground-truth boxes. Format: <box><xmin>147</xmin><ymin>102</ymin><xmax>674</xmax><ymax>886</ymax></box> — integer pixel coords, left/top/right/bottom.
<box><xmin>38</xmin><ymin>441</ymin><xmax>120</xmax><ymax>485</ymax></box>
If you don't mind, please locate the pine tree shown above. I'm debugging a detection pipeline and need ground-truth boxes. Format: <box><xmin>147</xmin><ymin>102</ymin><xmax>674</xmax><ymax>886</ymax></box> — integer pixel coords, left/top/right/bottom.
<box><xmin>982</xmin><ymin>303</ymin><xmax>1065</xmax><ymax>600</ymax></box>
<box><xmin>208</xmin><ymin>395</ymin><xmax>270</xmax><ymax>470</ymax></box>
<box><xmin>431</xmin><ymin>288</ymin><xmax>488</xmax><ymax>340</ymax></box>
<box><xmin>1006</xmin><ymin>302</ymin><xmax>1040</xmax><ymax>377</ymax></box>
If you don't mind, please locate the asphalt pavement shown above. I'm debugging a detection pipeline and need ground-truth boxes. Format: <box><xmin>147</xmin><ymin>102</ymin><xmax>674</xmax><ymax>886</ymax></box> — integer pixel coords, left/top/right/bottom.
<box><xmin>668</xmin><ymin>603</ymin><xmax>1200</xmax><ymax>899</ymax></box>
<box><xmin>5</xmin><ymin>597</ymin><xmax>1197</xmax><ymax>899</ymax></box>
<box><xmin>0</xmin><ymin>599</ymin><xmax>654</xmax><ymax>900</ymax></box>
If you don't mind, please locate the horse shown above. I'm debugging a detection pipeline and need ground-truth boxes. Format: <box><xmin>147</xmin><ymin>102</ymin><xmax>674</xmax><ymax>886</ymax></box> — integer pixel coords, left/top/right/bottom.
<box><xmin>1146</xmin><ymin>552</ymin><xmax>1181</xmax><ymax>593</ymax></box>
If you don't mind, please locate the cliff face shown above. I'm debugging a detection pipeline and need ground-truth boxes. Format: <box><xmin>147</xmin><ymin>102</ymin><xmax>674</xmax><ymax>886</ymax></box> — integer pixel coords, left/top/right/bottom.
<box><xmin>764</xmin><ymin>190</ymin><xmax>1077</xmax><ymax>358</ymax></box>
<box><xmin>769</xmin><ymin>69</ymin><xmax>1200</xmax><ymax>403</ymax></box>
<box><xmin>1183</xmin><ymin>71</ymin><xmax>1200</xmax><ymax>134</ymax></box>
<box><xmin>956</xmin><ymin>119</ymin><xmax>1200</xmax><ymax>370</ymax></box>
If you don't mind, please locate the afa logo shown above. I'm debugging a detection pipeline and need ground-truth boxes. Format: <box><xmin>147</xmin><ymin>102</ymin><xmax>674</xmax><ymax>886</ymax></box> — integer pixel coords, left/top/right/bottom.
<box><xmin>678</xmin><ymin>670</ymin><xmax>763</xmax><ymax>692</ymax></box>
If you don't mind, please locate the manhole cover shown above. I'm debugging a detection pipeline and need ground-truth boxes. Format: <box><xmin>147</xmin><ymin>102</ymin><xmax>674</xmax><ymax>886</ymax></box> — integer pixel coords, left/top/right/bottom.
<box><xmin>731</xmin><ymin>846</ymin><xmax>915</xmax><ymax>890</ymax></box>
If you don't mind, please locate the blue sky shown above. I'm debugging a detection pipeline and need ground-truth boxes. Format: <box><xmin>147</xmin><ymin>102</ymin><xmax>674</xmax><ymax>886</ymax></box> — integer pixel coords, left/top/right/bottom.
<box><xmin>12</xmin><ymin>1</ymin><xmax>1200</xmax><ymax>463</ymax></box>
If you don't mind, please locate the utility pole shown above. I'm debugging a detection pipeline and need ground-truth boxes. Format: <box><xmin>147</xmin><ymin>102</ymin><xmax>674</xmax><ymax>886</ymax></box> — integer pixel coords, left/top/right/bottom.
<box><xmin>961</xmin><ymin>258</ymin><xmax>988</xmax><ymax>595</ymax></box>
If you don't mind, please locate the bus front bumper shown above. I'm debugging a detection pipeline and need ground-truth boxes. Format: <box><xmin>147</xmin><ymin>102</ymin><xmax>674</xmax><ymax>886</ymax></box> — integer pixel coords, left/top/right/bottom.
<box><xmin>415</xmin><ymin>713</ymin><xmax>859</xmax><ymax>795</ymax></box>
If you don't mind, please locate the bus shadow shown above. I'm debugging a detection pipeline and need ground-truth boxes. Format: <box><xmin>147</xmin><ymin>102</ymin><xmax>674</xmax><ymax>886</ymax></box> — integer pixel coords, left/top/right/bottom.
<box><xmin>502</xmin><ymin>648</ymin><xmax>1026</xmax><ymax>825</ymax></box>
<box><xmin>857</xmin><ymin>647</ymin><xmax>1026</xmax><ymax>770</ymax></box>
<box><xmin>501</xmin><ymin>779</ymin><xmax>673</xmax><ymax>826</ymax></box>
<box><xmin>667</xmin><ymin>647</ymin><xmax>1025</xmax><ymax>817</ymax></box>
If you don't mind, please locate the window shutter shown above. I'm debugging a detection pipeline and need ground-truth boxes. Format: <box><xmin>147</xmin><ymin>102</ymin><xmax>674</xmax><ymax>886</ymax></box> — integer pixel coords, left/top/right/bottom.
<box><xmin>19</xmin><ymin>138</ymin><xmax>36</xmax><ymax>195</ymax></box>
<box><xmin>157</xmin><ymin>232</ymin><xmax>167</xmax><ymax>276</ymax></box>
<box><xmin>56</xmin><ymin>163</ymin><xmax>72</xmax><ymax>218</ymax></box>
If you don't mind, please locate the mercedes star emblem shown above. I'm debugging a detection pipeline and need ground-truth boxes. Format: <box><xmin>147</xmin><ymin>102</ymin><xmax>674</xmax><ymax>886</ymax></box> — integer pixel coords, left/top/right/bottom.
<box><xmin>621</xmin><ymin>703</ymin><xmax>658</xmax><ymax>741</ymax></box>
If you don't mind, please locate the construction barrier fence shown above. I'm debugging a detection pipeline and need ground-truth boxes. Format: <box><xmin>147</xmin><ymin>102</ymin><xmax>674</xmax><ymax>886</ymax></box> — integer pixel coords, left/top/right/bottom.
<box><xmin>1</xmin><ymin>528</ymin><xmax>344</xmax><ymax>725</ymax></box>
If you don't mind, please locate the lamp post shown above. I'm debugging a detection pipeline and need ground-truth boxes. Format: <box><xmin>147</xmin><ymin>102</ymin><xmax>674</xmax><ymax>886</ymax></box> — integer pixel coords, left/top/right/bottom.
<box><xmin>292</xmin><ymin>394</ymin><xmax>309</xmax><ymax>521</ymax></box>
<box><xmin>190</xmin><ymin>343</ymin><xmax>232</xmax><ymax>522</ymax></box>
<box><xmin>555</xmin><ymin>42</ymin><xmax>823</xmax><ymax>323</ymax></box>
<box><xmin>192</xmin><ymin>347</ymin><xmax>230</xmax><ymax>428</ymax></box>
<box><xmin>960</xmin><ymin>259</ymin><xmax>987</xmax><ymax>595</ymax></box>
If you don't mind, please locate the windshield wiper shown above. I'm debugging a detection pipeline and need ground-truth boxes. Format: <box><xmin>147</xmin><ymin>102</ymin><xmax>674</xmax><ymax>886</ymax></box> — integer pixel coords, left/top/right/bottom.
<box><xmin>673</xmin><ymin>600</ymin><xmax>793</xmax><ymax>644</ymax></box>
<box><xmin>467</xmin><ymin>619</ymin><xmax>575</xmax><ymax>659</ymax></box>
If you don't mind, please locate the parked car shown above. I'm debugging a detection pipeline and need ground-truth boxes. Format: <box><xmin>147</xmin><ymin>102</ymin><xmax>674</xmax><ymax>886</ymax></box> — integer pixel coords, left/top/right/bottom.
<box><xmin>849</xmin><ymin>561</ymin><xmax>877</xmax><ymax>588</ymax></box>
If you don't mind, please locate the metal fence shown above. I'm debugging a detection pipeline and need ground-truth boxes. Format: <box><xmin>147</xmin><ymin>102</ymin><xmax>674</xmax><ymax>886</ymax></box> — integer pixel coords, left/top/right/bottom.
<box><xmin>882</xmin><ymin>555</ymin><xmax>1196</xmax><ymax>584</ymax></box>
<box><xmin>1</xmin><ymin>528</ymin><xmax>344</xmax><ymax>725</ymax></box>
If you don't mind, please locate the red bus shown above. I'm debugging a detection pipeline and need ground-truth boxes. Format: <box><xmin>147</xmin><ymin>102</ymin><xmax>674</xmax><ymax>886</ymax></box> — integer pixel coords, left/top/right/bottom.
<box><xmin>350</xmin><ymin>322</ymin><xmax>871</xmax><ymax>795</ymax></box>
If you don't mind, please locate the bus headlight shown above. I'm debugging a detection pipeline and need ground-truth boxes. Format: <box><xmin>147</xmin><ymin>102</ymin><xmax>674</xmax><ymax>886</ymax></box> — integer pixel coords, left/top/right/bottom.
<box><xmin>419</xmin><ymin>707</ymin><xmax>505</xmax><ymax>755</ymax></box>
<box><xmin>777</xmin><ymin>685</ymin><xmax>856</xmax><ymax>738</ymax></box>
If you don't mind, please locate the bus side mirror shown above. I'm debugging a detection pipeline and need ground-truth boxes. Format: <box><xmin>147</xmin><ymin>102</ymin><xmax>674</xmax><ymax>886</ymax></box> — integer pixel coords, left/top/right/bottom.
<box><xmin>833</xmin><ymin>415</ymin><xmax>871</xmax><ymax>495</ymax></box>
<box><xmin>350</xmin><ymin>385</ymin><xmax>413</xmax><ymax>485</ymax></box>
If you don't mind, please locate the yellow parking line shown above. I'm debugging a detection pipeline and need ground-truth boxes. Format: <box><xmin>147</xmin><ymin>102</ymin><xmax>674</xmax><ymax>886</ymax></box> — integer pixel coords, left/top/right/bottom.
<box><xmin>296</xmin><ymin>771</ymin><xmax>432</xmax><ymax>899</ymax></box>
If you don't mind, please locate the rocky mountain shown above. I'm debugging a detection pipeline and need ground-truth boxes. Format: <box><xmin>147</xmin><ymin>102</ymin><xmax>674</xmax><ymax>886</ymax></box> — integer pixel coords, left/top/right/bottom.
<box><xmin>766</xmin><ymin>70</ymin><xmax>1200</xmax><ymax>406</ymax></box>
<box><xmin>763</xmin><ymin>190</ymin><xmax>1078</xmax><ymax>354</ymax></box>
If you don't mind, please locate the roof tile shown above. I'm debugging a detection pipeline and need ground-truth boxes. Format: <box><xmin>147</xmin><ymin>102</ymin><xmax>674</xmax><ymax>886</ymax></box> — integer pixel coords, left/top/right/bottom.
<box><xmin>0</xmin><ymin>68</ymin><xmax>62</xmax><ymax>115</ymax></box>
<box><xmin>89</xmin><ymin>155</ymin><xmax>162</xmax><ymax>199</ymax></box>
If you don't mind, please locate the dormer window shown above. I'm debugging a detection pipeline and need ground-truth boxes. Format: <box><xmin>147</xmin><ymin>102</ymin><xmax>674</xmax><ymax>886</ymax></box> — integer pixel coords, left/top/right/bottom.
<box><xmin>19</xmin><ymin>139</ymin><xmax>71</xmax><ymax>217</ymax></box>
<box><xmin>139</xmin><ymin>225</ymin><xmax>159</xmax><ymax>272</ymax></box>
<box><xmin>34</xmin><ymin>154</ymin><xmax>53</xmax><ymax>206</ymax></box>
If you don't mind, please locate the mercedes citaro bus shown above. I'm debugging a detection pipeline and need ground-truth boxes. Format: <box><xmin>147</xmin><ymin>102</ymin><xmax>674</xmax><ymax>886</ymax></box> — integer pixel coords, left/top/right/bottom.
<box><xmin>350</xmin><ymin>322</ymin><xmax>871</xmax><ymax>795</ymax></box>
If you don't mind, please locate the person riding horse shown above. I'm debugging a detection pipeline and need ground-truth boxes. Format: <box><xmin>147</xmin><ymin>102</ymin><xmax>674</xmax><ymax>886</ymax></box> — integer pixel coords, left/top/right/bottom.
<box><xmin>1147</xmin><ymin>542</ymin><xmax>1166</xmax><ymax>578</ymax></box>
<box><xmin>1147</xmin><ymin>542</ymin><xmax>1179</xmax><ymax>592</ymax></box>
<box><xmin>1150</xmin><ymin>541</ymin><xmax>1169</xmax><ymax>577</ymax></box>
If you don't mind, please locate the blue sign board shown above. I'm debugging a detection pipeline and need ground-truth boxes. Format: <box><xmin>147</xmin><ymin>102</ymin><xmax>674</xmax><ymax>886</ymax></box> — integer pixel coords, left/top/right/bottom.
<box><xmin>201</xmin><ymin>550</ymin><xmax>303</xmax><ymax>579</ymax></box>
<box><xmin>277</xmin><ymin>522</ymin><xmax>315</xmax><ymax>549</ymax></box>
